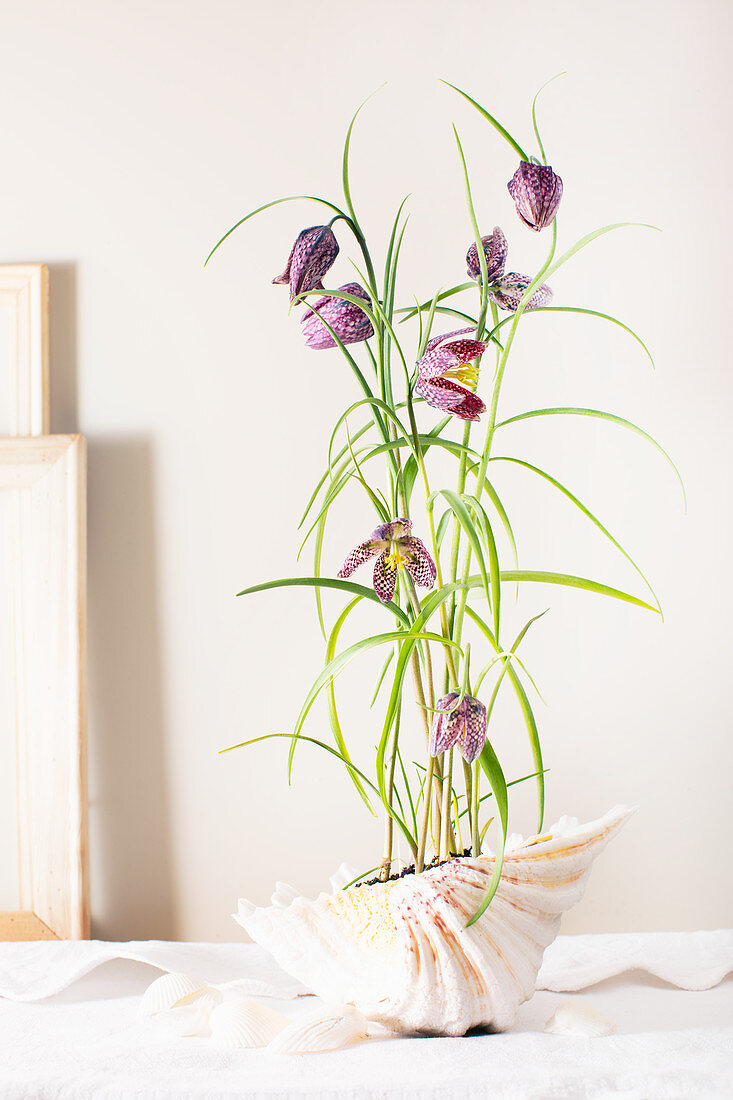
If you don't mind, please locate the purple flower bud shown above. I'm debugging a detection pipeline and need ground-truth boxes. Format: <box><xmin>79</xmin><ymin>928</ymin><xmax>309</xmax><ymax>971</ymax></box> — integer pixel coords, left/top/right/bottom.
<box><xmin>272</xmin><ymin>225</ymin><xmax>339</xmax><ymax>299</ymax></box>
<box><xmin>488</xmin><ymin>273</ymin><xmax>553</xmax><ymax>313</ymax></box>
<box><xmin>466</xmin><ymin>227</ymin><xmax>507</xmax><ymax>282</ymax></box>
<box><xmin>507</xmin><ymin>161</ymin><xmax>563</xmax><ymax>232</ymax></box>
<box><xmin>300</xmin><ymin>283</ymin><xmax>374</xmax><ymax>350</ymax></box>
<box><xmin>429</xmin><ymin>692</ymin><xmax>487</xmax><ymax>764</ymax></box>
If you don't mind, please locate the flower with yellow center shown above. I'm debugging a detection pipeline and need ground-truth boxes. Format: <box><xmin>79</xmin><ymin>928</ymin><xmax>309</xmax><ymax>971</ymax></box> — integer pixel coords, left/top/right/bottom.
<box><xmin>414</xmin><ymin>329</ymin><xmax>489</xmax><ymax>422</ymax></box>
<box><xmin>338</xmin><ymin>519</ymin><xmax>437</xmax><ymax>604</ymax></box>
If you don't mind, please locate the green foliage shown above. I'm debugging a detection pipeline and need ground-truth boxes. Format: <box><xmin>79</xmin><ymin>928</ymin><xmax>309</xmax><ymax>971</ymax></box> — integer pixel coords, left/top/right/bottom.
<box><xmin>216</xmin><ymin>83</ymin><xmax>676</xmax><ymax>923</ymax></box>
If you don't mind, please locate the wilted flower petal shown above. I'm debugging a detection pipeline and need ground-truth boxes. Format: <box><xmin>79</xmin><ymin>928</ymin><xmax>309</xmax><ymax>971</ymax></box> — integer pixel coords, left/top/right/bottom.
<box><xmin>507</xmin><ymin>161</ymin><xmax>563</xmax><ymax>232</ymax></box>
<box><xmin>488</xmin><ymin>273</ymin><xmax>553</xmax><ymax>312</ymax></box>
<box><xmin>429</xmin><ymin>692</ymin><xmax>487</xmax><ymax>763</ymax></box>
<box><xmin>466</xmin><ymin>227</ymin><xmax>508</xmax><ymax>282</ymax></box>
<box><xmin>338</xmin><ymin>518</ymin><xmax>435</xmax><ymax>603</ymax></box>
<box><xmin>415</xmin><ymin>330</ymin><xmax>488</xmax><ymax>422</ymax></box>
<box><xmin>272</xmin><ymin>225</ymin><xmax>340</xmax><ymax>299</ymax></box>
<box><xmin>300</xmin><ymin>282</ymin><xmax>374</xmax><ymax>350</ymax></box>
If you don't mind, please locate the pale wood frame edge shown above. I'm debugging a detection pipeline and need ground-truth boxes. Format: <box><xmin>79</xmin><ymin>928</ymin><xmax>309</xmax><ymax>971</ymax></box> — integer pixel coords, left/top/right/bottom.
<box><xmin>0</xmin><ymin>264</ymin><xmax>50</xmax><ymax>436</ymax></box>
<box><xmin>0</xmin><ymin>435</ymin><xmax>88</xmax><ymax>940</ymax></box>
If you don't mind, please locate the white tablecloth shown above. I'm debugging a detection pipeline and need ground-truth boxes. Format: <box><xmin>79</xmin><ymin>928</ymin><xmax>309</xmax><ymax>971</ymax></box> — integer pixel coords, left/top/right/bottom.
<box><xmin>1</xmin><ymin>934</ymin><xmax>731</xmax><ymax>1099</ymax></box>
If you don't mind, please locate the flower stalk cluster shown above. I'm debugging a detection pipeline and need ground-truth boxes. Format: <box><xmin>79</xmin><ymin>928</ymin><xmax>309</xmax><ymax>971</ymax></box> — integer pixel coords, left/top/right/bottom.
<box><xmin>217</xmin><ymin>83</ymin><xmax>671</xmax><ymax>914</ymax></box>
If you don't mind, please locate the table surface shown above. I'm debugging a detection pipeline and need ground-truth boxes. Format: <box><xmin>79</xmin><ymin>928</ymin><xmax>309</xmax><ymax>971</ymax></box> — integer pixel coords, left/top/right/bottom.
<box><xmin>1</xmin><ymin>938</ymin><xmax>732</xmax><ymax>1100</ymax></box>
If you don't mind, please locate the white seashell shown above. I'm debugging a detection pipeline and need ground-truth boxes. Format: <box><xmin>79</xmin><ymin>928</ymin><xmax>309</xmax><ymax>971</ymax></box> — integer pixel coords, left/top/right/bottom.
<box><xmin>544</xmin><ymin>1000</ymin><xmax>615</xmax><ymax>1037</ymax></box>
<box><xmin>156</xmin><ymin>988</ymin><xmax>223</xmax><ymax>1037</ymax></box>
<box><xmin>267</xmin><ymin>1006</ymin><xmax>367</xmax><ymax>1054</ymax></box>
<box><xmin>234</xmin><ymin>805</ymin><xmax>635</xmax><ymax>1036</ymax></box>
<box><xmin>329</xmin><ymin>862</ymin><xmax>360</xmax><ymax>894</ymax></box>
<box><xmin>271</xmin><ymin>882</ymin><xmax>300</xmax><ymax>909</ymax></box>
<box><xmin>210</xmin><ymin>999</ymin><xmax>290</xmax><ymax>1048</ymax></box>
<box><xmin>140</xmin><ymin>972</ymin><xmax>208</xmax><ymax>1018</ymax></box>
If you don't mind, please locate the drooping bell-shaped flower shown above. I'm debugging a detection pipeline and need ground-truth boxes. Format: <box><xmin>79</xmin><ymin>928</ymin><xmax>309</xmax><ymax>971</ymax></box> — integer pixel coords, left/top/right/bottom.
<box><xmin>466</xmin><ymin>226</ymin><xmax>508</xmax><ymax>282</ymax></box>
<box><xmin>300</xmin><ymin>282</ymin><xmax>374</xmax><ymax>350</ymax></box>
<box><xmin>415</xmin><ymin>330</ymin><xmax>489</xmax><ymax>422</ymax></box>
<box><xmin>488</xmin><ymin>273</ymin><xmax>553</xmax><ymax>313</ymax></box>
<box><xmin>337</xmin><ymin>518</ymin><xmax>436</xmax><ymax>604</ymax></box>
<box><xmin>429</xmin><ymin>692</ymin><xmax>487</xmax><ymax>764</ymax></box>
<box><xmin>507</xmin><ymin>161</ymin><xmax>563</xmax><ymax>232</ymax></box>
<box><xmin>272</xmin><ymin>225</ymin><xmax>340</xmax><ymax>299</ymax></box>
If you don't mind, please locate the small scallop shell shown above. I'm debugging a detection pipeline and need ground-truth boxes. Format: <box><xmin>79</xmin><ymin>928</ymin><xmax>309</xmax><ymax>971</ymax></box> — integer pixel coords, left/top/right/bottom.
<box><xmin>268</xmin><ymin>1006</ymin><xmax>367</xmax><ymax>1054</ymax></box>
<box><xmin>157</xmin><ymin>988</ymin><xmax>223</xmax><ymax>1037</ymax></box>
<box><xmin>544</xmin><ymin>1001</ymin><xmax>615</xmax><ymax>1037</ymax></box>
<box><xmin>210</xmin><ymin>999</ymin><xmax>290</xmax><ymax>1048</ymax></box>
<box><xmin>140</xmin><ymin>972</ymin><xmax>207</xmax><ymax>1017</ymax></box>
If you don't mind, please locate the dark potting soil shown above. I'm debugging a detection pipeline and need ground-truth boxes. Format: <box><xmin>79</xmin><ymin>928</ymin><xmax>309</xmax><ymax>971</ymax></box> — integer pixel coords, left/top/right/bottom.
<box><xmin>356</xmin><ymin>849</ymin><xmax>474</xmax><ymax>887</ymax></box>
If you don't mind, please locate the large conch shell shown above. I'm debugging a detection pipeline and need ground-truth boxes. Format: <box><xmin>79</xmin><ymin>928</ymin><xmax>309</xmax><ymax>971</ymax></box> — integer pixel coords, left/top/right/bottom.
<box><xmin>235</xmin><ymin>805</ymin><xmax>634</xmax><ymax>1036</ymax></box>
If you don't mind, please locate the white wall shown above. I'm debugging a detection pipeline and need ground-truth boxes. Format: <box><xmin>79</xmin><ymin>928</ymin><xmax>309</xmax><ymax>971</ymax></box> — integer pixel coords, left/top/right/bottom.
<box><xmin>1</xmin><ymin>0</ymin><xmax>731</xmax><ymax>939</ymax></box>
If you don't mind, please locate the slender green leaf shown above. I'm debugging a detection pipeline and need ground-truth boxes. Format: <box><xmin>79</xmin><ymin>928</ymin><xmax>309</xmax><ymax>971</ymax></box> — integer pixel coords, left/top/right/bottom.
<box><xmin>466</xmin><ymin>739</ymin><xmax>508</xmax><ymax>925</ymax></box>
<box><xmin>531</xmin><ymin>72</ymin><xmax>565</xmax><ymax>164</ymax></box>
<box><xmin>324</xmin><ymin>597</ymin><xmax>374</xmax><ymax>811</ymax></box>
<box><xmin>236</xmin><ymin>577</ymin><xmax>412</xmax><ymax>628</ymax></box>
<box><xmin>442</xmin><ymin>81</ymin><xmax>530</xmax><ymax>161</ymax></box>
<box><xmin>205</xmin><ymin>195</ymin><xmax>348</xmax><ymax>266</ymax></box>
<box><xmin>396</xmin><ymin>282</ymin><xmax>476</xmax><ymax>323</ymax></box>
<box><xmin>376</xmin><ymin>631</ymin><xmax>463</xmax><ymax>808</ymax></box>
<box><xmin>487</xmin><ymin>306</ymin><xmax>655</xmax><ymax>368</ymax></box>
<box><xmin>432</xmin><ymin>488</ymin><xmax>492</xmax><ymax>607</ymax></box>
<box><xmin>457</xmin><ymin>769</ymin><xmax>548</xmax><ymax>821</ymax></box>
<box><xmin>370</xmin><ymin>647</ymin><xmax>395</xmax><ymax>708</ymax></box>
<box><xmin>482</xmin><ymin>478</ymin><xmax>519</xmax><ymax>574</ymax></box>
<box><xmin>220</xmin><ymin>732</ymin><xmax>416</xmax><ymax>853</ymax></box>
<box><xmin>489</xmin><ymin>456</ymin><xmax>662</xmax><ymax>613</ymax></box>
<box><xmin>501</xmin><ymin>569</ymin><xmax>659</xmax><ymax>612</ymax></box>
<box><xmin>495</xmin><ymin>407</ymin><xmax>685</xmax><ymax>510</ymax></box>
<box><xmin>295</xmin><ymin>629</ymin><xmax>459</xmax><ymax>770</ymax></box>
<box><xmin>301</xmin><ymin>418</ymin><xmax>372</xmax><ymax>529</ymax></box>
<box><xmin>462</xmin><ymin>494</ymin><xmax>501</xmax><ymax>640</ymax></box>
<box><xmin>453</xmin><ymin>126</ymin><xmax>489</xmax><ymax>330</ymax></box>
<box><xmin>542</xmin><ymin>223</ymin><xmax>659</xmax><ymax>286</ymax></box>
<box><xmin>465</xmin><ymin>605</ymin><xmax>545</xmax><ymax>833</ymax></box>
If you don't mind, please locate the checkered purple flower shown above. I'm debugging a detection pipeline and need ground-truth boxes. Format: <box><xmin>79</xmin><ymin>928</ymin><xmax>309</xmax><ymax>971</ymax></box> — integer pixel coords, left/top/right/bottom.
<box><xmin>337</xmin><ymin>518</ymin><xmax>436</xmax><ymax>604</ymax></box>
<box><xmin>488</xmin><ymin>273</ymin><xmax>553</xmax><ymax>312</ymax></box>
<box><xmin>466</xmin><ymin>227</ymin><xmax>508</xmax><ymax>282</ymax></box>
<box><xmin>507</xmin><ymin>161</ymin><xmax>563</xmax><ymax>232</ymax></box>
<box><xmin>272</xmin><ymin>225</ymin><xmax>340</xmax><ymax>300</ymax></box>
<box><xmin>429</xmin><ymin>692</ymin><xmax>487</xmax><ymax>764</ymax></box>
<box><xmin>414</xmin><ymin>330</ymin><xmax>488</xmax><ymax>422</ymax></box>
<box><xmin>300</xmin><ymin>283</ymin><xmax>374</xmax><ymax>350</ymax></box>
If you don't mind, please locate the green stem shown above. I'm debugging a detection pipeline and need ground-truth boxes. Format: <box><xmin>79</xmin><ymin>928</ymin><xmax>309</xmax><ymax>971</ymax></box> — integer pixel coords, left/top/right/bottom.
<box><xmin>380</xmin><ymin>706</ymin><xmax>401</xmax><ymax>880</ymax></box>
<box><xmin>441</xmin><ymin>749</ymin><xmax>454</xmax><ymax>860</ymax></box>
<box><xmin>471</xmin><ymin>758</ymin><xmax>481</xmax><ymax>855</ymax></box>
<box><xmin>416</xmin><ymin>756</ymin><xmax>435</xmax><ymax>873</ymax></box>
<box><xmin>462</xmin><ymin>758</ymin><xmax>473</xmax><ymax>851</ymax></box>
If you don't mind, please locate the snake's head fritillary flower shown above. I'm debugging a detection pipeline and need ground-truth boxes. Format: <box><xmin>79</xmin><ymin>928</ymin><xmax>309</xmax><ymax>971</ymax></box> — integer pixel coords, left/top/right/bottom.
<box><xmin>488</xmin><ymin>273</ymin><xmax>553</xmax><ymax>313</ymax></box>
<box><xmin>466</xmin><ymin>227</ymin><xmax>508</xmax><ymax>282</ymax></box>
<box><xmin>272</xmin><ymin>225</ymin><xmax>340</xmax><ymax>299</ymax></box>
<box><xmin>507</xmin><ymin>161</ymin><xmax>563</xmax><ymax>232</ymax></box>
<box><xmin>429</xmin><ymin>692</ymin><xmax>487</xmax><ymax>764</ymax></box>
<box><xmin>337</xmin><ymin>518</ymin><xmax>436</xmax><ymax>604</ymax></box>
<box><xmin>415</xmin><ymin>330</ymin><xmax>489</xmax><ymax>422</ymax></box>
<box><xmin>300</xmin><ymin>282</ymin><xmax>374</xmax><ymax>350</ymax></box>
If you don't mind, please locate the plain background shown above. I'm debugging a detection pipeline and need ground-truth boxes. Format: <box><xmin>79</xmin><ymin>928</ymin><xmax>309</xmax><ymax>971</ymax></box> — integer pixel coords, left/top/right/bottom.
<box><xmin>1</xmin><ymin>0</ymin><xmax>731</xmax><ymax>940</ymax></box>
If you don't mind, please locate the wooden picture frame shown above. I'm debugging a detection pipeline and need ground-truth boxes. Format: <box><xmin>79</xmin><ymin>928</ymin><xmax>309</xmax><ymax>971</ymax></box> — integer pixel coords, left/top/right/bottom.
<box><xmin>0</xmin><ymin>436</ymin><xmax>88</xmax><ymax>940</ymax></box>
<box><xmin>0</xmin><ymin>264</ymin><xmax>49</xmax><ymax>436</ymax></box>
